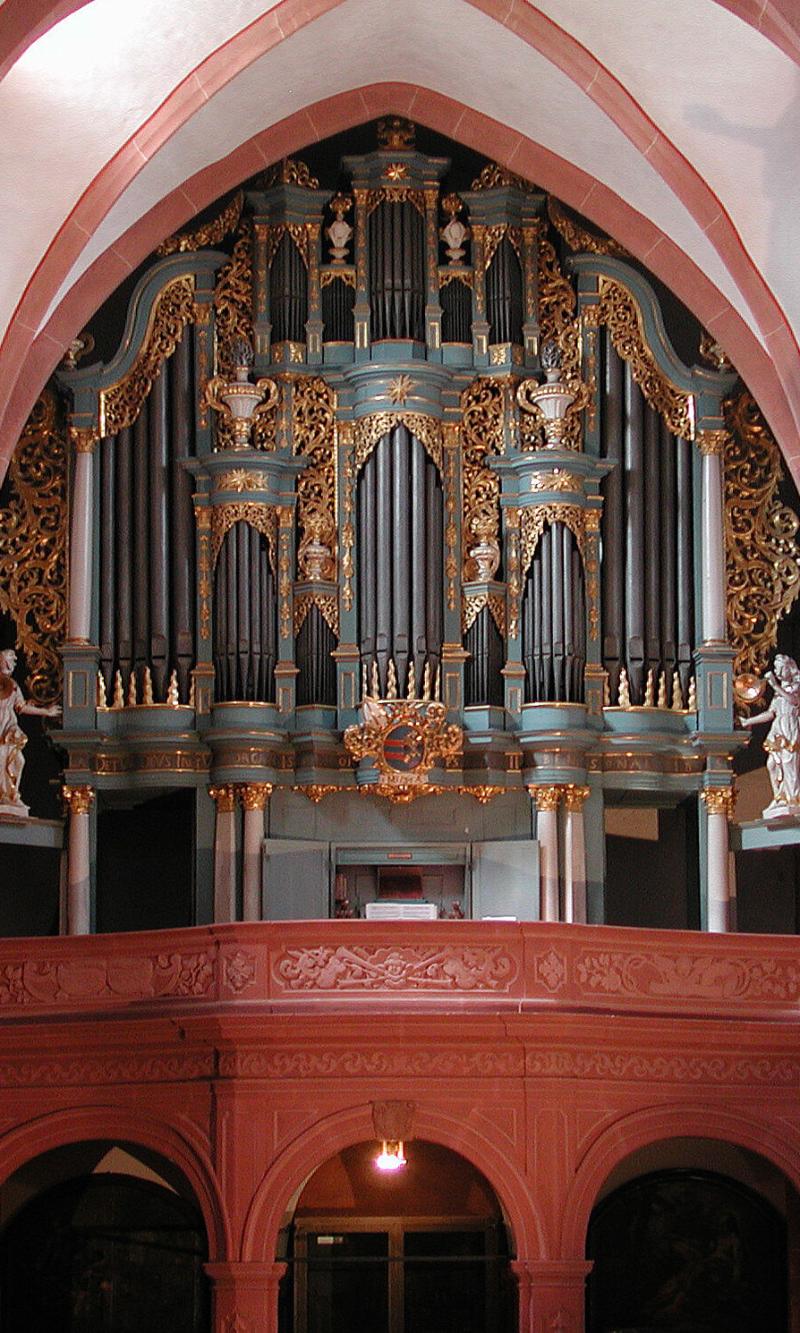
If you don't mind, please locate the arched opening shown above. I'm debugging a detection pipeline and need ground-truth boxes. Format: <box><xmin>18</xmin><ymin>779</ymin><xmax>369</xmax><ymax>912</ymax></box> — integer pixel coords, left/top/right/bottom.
<box><xmin>276</xmin><ymin>1139</ymin><xmax>515</xmax><ymax>1333</ymax></box>
<box><xmin>586</xmin><ymin>1137</ymin><xmax>794</xmax><ymax>1332</ymax></box>
<box><xmin>0</xmin><ymin>1140</ymin><xmax>210</xmax><ymax>1331</ymax></box>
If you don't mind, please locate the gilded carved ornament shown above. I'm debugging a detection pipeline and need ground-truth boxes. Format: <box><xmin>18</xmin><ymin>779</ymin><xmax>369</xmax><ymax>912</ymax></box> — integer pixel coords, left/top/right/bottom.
<box><xmin>596</xmin><ymin>276</ymin><xmax>695</xmax><ymax>441</ymax></box>
<box><xmin>261</xmin><ymin>157</ymin><xmax>320</xmax><ymax>190</ymax></box>
<box><xmin>723</xmin><ymin>390</ymin><xmax>800</xmax><ymax>677</ymax></box>
<box><xmin>213</xmin><ymin>470</ymin><xmax>271</xmax><ymax>493</ymax></box>
<box><xmin>210</xmin><ymin>502</ymin><xmax>278</xmax><ymax>569</ymax></box>
<box><xmin>344</xmin><ymin>698</ymin><xmax>462</xmax><ymax>804</ymax></box>
<box><xmin>470</xmin><ymin>161</ymin><xmax>532</xmax><ymax>192</ymax></box>
<box><xmin>519</xmin><ymin>503</ymin><xmax>587</xmax><ymax>578</ymax></box>
<box><xmin>208</xmin><ymin>784</ymin><xmax>236</xmax><ymax>814</ymax></box>
<box><xmin>293</xmin><ymin>376</ymin><xmax>338</xmax><ymax>584</ymax></box>
<box><xmin>237</xmin><ymin>782</ymin><xmax>273</xmax><ymax>811</ymax></box>
<box><xmin>0</xmin><ymin>390</ymin><xmax>68</xmax><ymax>705</ymax></box>
<box><xmin>294</xmin><ymin>591</ymin><xmax>339</xmax><ymax>638</ymax></box>
<box><xmin>62</xmin><ymin>784</ymin><xmax>95</xmax><ymax>816</ymax></box>
<box><xmin>460</xmin><ymin>378</ymin><xmax>504</xmax><ymax>581</ymax></box>
<box><xmin>99</xmin><ymin>275</ymin><xmax>195</xmax><ymax>437</ymax></box>
<box><xmin>157</xmin><ymin>190</ymin><xmax>243</xmax><ymax>255</ymax></box>
<box><xmin>546</xmin><ymin>196</ymin><xmax>628</xmax><ymax>258</ymax></box>
<box><xmin>528</xmin><ymin>785</ymin><xmax>561</xmax><ymax>812</ymax></box>
<box><xmin>462</xmin><ymin>591</ymin><xmax>506</xmax><ymax>637</ymax></box>
<box><xmin>354</xmin><ymin>412</ymin><xmax>443</xmax><ymax>474</ymax></box>
<box><xmin>531</xmin><ymin>223</ymin><xmax>583</xmax><ymax>450</ymax></box>
<box><xmin>700</xmin><ymin>786</ymin><xmax>737</xmax><ymax>821</ymax></box>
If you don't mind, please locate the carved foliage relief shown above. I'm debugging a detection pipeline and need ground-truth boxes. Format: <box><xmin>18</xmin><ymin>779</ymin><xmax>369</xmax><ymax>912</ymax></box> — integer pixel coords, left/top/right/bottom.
<box><xmin>293</xmin><ymin>376</ymin><xmax>337</xmax><ymax>582</ymax></box>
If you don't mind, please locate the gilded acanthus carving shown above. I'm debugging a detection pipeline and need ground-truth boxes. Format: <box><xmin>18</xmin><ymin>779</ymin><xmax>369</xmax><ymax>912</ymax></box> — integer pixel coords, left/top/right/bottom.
<box><xmin>210</xmin><ymin>503</ymin><xmax>278</xmax><ymax>568</ymax></box>
<box><xmin>700</xmin><ymin>786</ymin><xmax>737</xmax><ymax>820</ymax></box>
<box><xmin>546</xmin><ymin>196</ymin><xmax>627</xmax><ymax>257</ymax></box>
<box><xmin>273</xmin><ymin>944</ymin><xmax>517</xmax><ymax>992</ymax></box>
<box><xmin>597</xmin><ymin>275</ymin><xmax>695</xmax><ymax>440</ymax></box>
<box><xmin>354</xmin><ymin>412</ymin><xmax>443</xmax><ymax>473</ymax></box>
<box><xmin>344</xmin><ymin>698</ymin><xmax>462</xmax><ymax>803</ymax></box>
<box><xmin>213</xmin><ymin>218</ymin><xmax>263</xmax><ymax>446</ymax></box>
<box><xmin>99</xmin><ymin>276</ymin><xmax>195</xmax><ymax>436</ymax></box>
<box><xmin>158</xmin><ymin>190</ymin><xmax>243</xmax><ymax>255</ymax></box>
<box><xmin>293</xmin><ymin>377</ymin><xmax>337</xmax><ymax>582</ymax></box>
<box><xmin>262</xmin><ymin>157</ymin><xmax>320</xmax><ymax>191</ymax></box>
<box><xmin>470</xmin><ymin>162</ymin><xmax>532</xmax><ymax>192</ymax></box>
<box><xmin>723</xmin><ymin>390</ymin><xmax>800</xmax><ymax>677</ymax></box>
<box><xmin>533</xmin><ymin>224</ymin><xmax>583</xmax><ymax>450</ymax></box>
<box><xmin>462</xmin><ymin>591</ymin><xmax>506</xmax><ymax>636</ymax></box>
<box><xmin>519</xmin><ymin>503</ymin><xmax>586</xmax><ymax>578</ymax></box>
<box><xmin>294</xmin><ymin>591</ymin><xmax>339</xmax><ymax>638</ymax></box>
<box><xmin>0</xmin><ymin>390</ymin><xmax>67</xmax><ymax>705</ymax></box>
<box><xmin>460</xmin><ymin>378</ymin><xmax>504</xmax><ymax>580</ymax></box>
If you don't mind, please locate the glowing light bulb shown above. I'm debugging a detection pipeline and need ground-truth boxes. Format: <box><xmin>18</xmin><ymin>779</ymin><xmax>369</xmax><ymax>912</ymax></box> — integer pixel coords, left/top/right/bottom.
<box><xmin>375</xmin><ymin>1140</ymin><xmax>407</xmax><ymax>1171</ymax></box>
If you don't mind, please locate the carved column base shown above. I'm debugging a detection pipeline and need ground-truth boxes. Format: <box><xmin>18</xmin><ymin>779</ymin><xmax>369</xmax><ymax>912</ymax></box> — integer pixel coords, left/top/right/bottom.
<box><xmin>512</xmin><ymin>1259</ymin><xmax>592</xmax><ymax>1333</ymax></box>
<box><xmin>205</xmin><ymin>1261</ymin><xmax>286</xmax><ymax>1333</ymax></box>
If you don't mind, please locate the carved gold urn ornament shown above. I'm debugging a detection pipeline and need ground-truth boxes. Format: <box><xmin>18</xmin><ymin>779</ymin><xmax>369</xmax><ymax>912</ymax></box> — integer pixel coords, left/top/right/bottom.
<box><xmin>205</xmin><ymin>336</ymin><xmax>279</xmax><ymax>449</ymax></box>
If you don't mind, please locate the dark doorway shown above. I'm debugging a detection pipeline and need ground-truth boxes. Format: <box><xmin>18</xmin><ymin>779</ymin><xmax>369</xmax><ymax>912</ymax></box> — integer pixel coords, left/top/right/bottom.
<box><xmin>587</xmin><ymin>1167</ymin><xmax>787</xmax><ymax>1332</ymax></box>
<box><xmin>0</xmin><ymin>1172</ymin><xmax>209</xmax><ymax>1332</ymax></box>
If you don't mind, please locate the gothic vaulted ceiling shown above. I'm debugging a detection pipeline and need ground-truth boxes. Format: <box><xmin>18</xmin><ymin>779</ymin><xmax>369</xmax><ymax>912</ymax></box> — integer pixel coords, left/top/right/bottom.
<box><xmin>0</xmin><ymin>0</ymin><xmax>798</xmax><ymax>482</ymax></box>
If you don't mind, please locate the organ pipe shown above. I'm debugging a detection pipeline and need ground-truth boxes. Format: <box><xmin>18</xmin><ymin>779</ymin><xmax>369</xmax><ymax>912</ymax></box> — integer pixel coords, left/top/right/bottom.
<box><xmin>522</xmin><ymin>523</ymin><xmax>585</xmax><ymax>703</ymax></box>
<box><xmin>213</xmin><ymin>524</ymin><xmax>276</xmax><ymax>702</ymax></box>
<box><xmin>270</xmin><ymin>232</ymin><xmax>308</xmax><ymax>344</ymax></box>
<box><xmin>368</xmin><ymin>201</ymin><xmax>425</xmax><ymax>341</ymax></box>
<box><xmin>486</xmin><ymin>236</ymin><xmax>523</xmax><ymax>345</ymax></box>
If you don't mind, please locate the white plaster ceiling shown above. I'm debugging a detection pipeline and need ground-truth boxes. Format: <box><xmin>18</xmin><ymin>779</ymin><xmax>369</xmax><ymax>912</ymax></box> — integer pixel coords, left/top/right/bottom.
<box><xmin>0</xmin><ymin>0</ymin><xmax>797</xmax><ymax>431</ymax></box>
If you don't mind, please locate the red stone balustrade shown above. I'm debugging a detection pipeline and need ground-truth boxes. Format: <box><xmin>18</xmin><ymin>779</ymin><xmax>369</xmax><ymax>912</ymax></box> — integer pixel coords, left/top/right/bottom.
<box><xmin>0</xmin><ymin>919</ymin><xmax>797</xmax><ymax>1020</ymax></box>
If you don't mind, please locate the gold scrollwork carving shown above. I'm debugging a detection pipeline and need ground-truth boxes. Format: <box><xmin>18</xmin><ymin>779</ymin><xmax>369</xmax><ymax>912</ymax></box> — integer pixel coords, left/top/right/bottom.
<box><xmin>294</xmin><ymin>784</ymin><xmax>342</xmax><ymax>802</ymax></box>
<box><xmin>546</xmin><ymin>196</ymin><xmax>627</xmax><ymax>257</ymax></box>
<box><xmin>439</xmin><ymin>269</ymin><xmax>473</xmax><ymax>290</ymax></box>
<box><xmin>320</xmin><ymin>268</ymin><xmax>356</xmax><ymax>290</ymax></box>
<box><xmin>293</xmin><ymin>376</ymin><xmax>337</xmax><ymax>583</ymax></box>
<box><xmin>483</xmin><ymin>224</ymin><xmax>522</xmax><ymax>271</ymax></box>
<box><xmin>265</xmin><ymin>223</ymin><xmax>309</xmax><ymax>269</ymax></box>
<box><xmin>210</xmin><ymin>502</ymin><xmax>277</xmax><ymax>569</ymax></box>
<box><xmin>340</xmin><ymin>430</ymin><xmax>356</xmax><ymax>612</ymax></box>
<box><xmin>597</xmin><ymin>276</ymin><xmax>694</xmax><ymax>441</ymax></box>
<box><xmin>460</xmin><ymin>378</ymin><xmax>504</xmax><ymax>580</ymax></box>
<box><xmin>158</xmin><ymin>191</ymin><xmax>243</xmax><ymax>255</ymax></box>
<box><xmin>519</xmin><ymin>503</ymin><xmax>586</xmax><ymax>577</ymax></box>
<box><xmin>262</xmin><ymin>157</ymin><xmax>320</xmax><ymax>191</ymax></box>
<box><xmin>366</xmin><ymin>188</ymin><xmax>425</xmax><ymax>215</ymax></box>
<box><xmin>533</xmin><ymin>223</ymin><xmax>583</xmax><ymax>450</ymax></box>
<box><xmin>99</xmin><ymin>276</ymin><xmax>195</xmax><ymax>436</ymax></box>
<box><xmin>354</xmin><ymin>412</ymin><xmax>443</xmax><ymax>474</ymax></box>
<box><xmin>444</xmin><ymin>444</ymin><xmax>458</xmax><ymax>614</ymax></box>
<box><xmin>724</xmin><ymin>390</ymin><xmax>800</xmax><ymax>676</ymax></box>
<box><xmin>294</xmin><ymin>591</ymin><xmax>339</xmax><ymax>638</ymax></box>
<box><xmin>0</xmin><ymin>390</ymin><xmax>67</xmax><ymax>704</ymax></box>
<box><xmin>278</xmin><ymin>519</ymin><xmax>292</xmax><ymax>640</ymax></box>
<box><xmin>214</xmin><ymin>218</ymin><xmax>253</xmax><ymax>372</ymax></box>
<box><xmin>344</xmin><ymin>699</ymin><xmax>462</xmax><ymax>802</ymax></box>
<box><xmin>470</xmin><ymin>162</ymin><xmax>532</xmax><ymax>192</ymax></box>
<box><xmin>506</xmin><ymin>507</ymin><xmax>521</xmax><ymax>639</ymax></box>
<box><xmin>462</xmin><ymin>591</ymin><xmax>506</xmax><ymax>637</ymax></box>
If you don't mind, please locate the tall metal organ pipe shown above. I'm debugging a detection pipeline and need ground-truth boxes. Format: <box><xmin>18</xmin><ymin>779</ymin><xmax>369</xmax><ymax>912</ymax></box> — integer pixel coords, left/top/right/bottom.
<box><xmin>486</xmin><ymin>236</ymin><xmax>524</xmax><ymax>345</ymax></box>
<box><xmin>357</xmin><ymin>425</ymin><xmax>443</xmax><ymax>695</ymax></box>
<box><xmin>212</xmin><ymin>524</ymin><xmax>277</xmax><ymax>702</ymax></box>
<box><xmin>96</xmin><ymin>332</ymin><xmax>197</xmax><ymax>703</ymax></box>
<box><xmin>270</xmin><ymin>232</ymin><xmax>308</xmax><ymax>344</ymax></box>
<box><xmin>599</xmin><ymin>333</ymin><xmax>695</xmax><ymax>704</ymax></box>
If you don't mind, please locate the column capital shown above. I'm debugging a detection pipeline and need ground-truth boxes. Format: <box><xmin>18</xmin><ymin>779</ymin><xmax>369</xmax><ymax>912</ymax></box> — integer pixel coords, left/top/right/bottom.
<box><xmin>237</xmin><ymin>782</ymin><xmax>272</xmax><ymax>812</ymax></box>
<box><xmin>695</xmin><ymin>427</ymin><xmax>729</xmax><ymax>456</ymax></box>
<box><xmin>209</xmin><ymin>784</ymin><xmax>237</xmax><ymax>814</ymax></box>
<box><xmin>62</xmin><ymin>784</ymin><xmax>95</xmax><ymax>816</ymax></box>
<box><xmin>205</xmin><ymin>1261</ymin><xmax>287</xmax><ymax>1333</ymax></box>
<box><xmin>701</xmin><ymin>784</ymin><xmax>737</xmax><ymax>820</ymax></box>
<box><xmin>562</xmin><ymin>784</ymin><xmax>590</xmax><ymax>812</ymax></box>
<box><xmin>511</xmin><ymin>1259</ymin><xmax>593</xmax><ymax>1333</ymax></box>
<box><xmin>528</xmin><ymin>784</ymin><xmax>561</xmax><ymax>812</ymax></box>
<box><xmin>68</xmin><ymin>425</ymin><xmax>99</xmax><ymax>454</ymax></box>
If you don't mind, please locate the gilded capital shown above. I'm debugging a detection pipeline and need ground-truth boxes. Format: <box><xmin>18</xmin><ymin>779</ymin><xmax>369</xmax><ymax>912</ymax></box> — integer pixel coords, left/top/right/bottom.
<box><xmin>62</xmin><ymin>784</ymin><xmax>95</xmax><ymax>816</ymax></box>
<box><xmin>237</xmin><ymin>782</ymin><xmax>273</xmax><ymax>812</ymax></box>
<box><xmin>209</xmin><ymin>783</ymin><xmax>236</xmax><ymax>814</ymax></box>
<box><xmin>528</xmin><ymin>784</ymin><xmax>561</xmax><ymax>812</ymax></box>
<box><xmin>68</xmin><ymin>426</ymin><xmax>98</xmax><ymax>454</ymax></box>
<box><xmin>563</xmin><ymin>784</ymin><xmax>590</xmax><ymax>812</ymax></box>
<box><xmin>696</xmin><ymin>428</ymin><xmax>729</xmax><ymax>457</ymax></box>
<box><xmin>700</xmin><ymin>785</ymin><xmax>737</xmax><ymax>820</ymax></box>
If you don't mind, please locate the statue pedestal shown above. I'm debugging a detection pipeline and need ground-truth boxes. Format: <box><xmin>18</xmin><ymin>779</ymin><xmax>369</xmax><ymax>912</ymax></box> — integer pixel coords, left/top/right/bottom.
<box><xmin>0</xmin><ymin>802</ymin><xmax>29</xmax><ymax>821</ymax></box>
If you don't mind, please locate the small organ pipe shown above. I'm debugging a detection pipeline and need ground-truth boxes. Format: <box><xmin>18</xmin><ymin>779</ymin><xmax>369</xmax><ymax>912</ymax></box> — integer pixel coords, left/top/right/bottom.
<box><xmin>551</xmin><ymin>521</ymin><xmax>565</xmax><ymax>699</ymax></box>
<box><xmin>225</xmin><ymin>526</ymin><xmax>238</xmax><ymax>698</ymax></box>
<box><xmin>562</xmin><ymin>523</ymin><xmax>574</xmax><ymax>699</ymax></box>
<box><xmin>659</xmin><ymin>419</ymin><xmax>677</xmax><ymax>680</ymax></box>
<box><xmin>410</xmin><ymin>433</ymin><xmax>427</xmax><ymax>682</ymax></box>
<box><xmin>236</xmin><ymin>521</ymin><xmax>250</xmax><ymax>697</ymax></box>
<box><xmin>359</xmin><ymin>452</ymin><xmax>376</xmax><ymax>661</ymax></box>
<box><xmin>540</xmin><ymin>526</ymin><xmax>552</xmax><ymax>700</ymax></box>
<box><xmin>426</xmin><ymin>459</ymin><xmax>443</xmax><ymax>669</ymax></box>
<box><xmin>249</xmin><ymin>523</ymin><xmax>262</xmax><ymax>700</ymax></box>
<box><xmin>375</xmin><ymin>436</ymin><xmax>392</xmax><ymax>692</ymax></box>
<box><xmin>676</xmin><ymin>436</ymin><xmax>694</xmax><ymax>692</ymax></box>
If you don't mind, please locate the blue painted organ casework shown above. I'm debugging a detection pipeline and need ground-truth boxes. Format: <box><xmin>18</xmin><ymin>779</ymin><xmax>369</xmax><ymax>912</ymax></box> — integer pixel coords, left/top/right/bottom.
<box><xmin>6</xmin><ymin>116</ymin><xmax>799</xmax><ymax>933</ymax></box>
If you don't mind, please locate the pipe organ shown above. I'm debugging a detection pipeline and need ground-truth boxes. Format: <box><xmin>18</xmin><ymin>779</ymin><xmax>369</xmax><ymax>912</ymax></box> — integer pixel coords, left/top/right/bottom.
<box><xmin>14</xmin><ymin>114</ymin><xmax>797</xmax><ymax>929</ymax></box>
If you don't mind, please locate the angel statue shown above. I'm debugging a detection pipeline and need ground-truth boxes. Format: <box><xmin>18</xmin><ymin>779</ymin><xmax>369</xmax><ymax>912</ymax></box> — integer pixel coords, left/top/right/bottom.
<box><xmin>0</xmin><ymin>649</ymin><xmax>60</xmax><ymax>817</ymax></box>
<box><xmin>741</xmin><ymin>653</ymin><xmax>800</xmax><ymax>819</ymax></box>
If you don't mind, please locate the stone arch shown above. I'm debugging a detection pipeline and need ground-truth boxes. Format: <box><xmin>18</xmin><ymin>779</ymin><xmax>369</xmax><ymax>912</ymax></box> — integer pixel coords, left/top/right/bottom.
<box><xmin>561</xmin><ymin>1101</ymin><xmax>800</xmax><ymax>1258</ymax></box>
<box><xmin>241</xmin><ymin>1101</ymin><xmax>545</xmax><ymax>1264</ymax></box>
<box><xmin>0</xmin><ymin>1103</ymin><xmax>231</xmax><ymax>1261</ymax></box>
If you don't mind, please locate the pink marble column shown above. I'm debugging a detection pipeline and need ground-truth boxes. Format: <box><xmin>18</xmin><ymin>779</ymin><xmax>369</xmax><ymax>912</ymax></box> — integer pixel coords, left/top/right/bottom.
<box><xmin>210</xmin><ymin>785</ymin><xmax>237</xmax><ymax>923</ymax></box>
<box><xmin>238</xmin><ymin>783</ymin><xmax>271</xmax><ymax>922</ymax></box>
<box><xmin>62</xmin><ymin>784</ymin><xmax>94</xmax><ymax>935</ymax></box>
<box><xmin>530</xmin><ymin>787</ymin><xmax>561</xmax><ymax>921</ymax></box>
